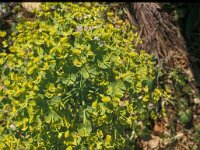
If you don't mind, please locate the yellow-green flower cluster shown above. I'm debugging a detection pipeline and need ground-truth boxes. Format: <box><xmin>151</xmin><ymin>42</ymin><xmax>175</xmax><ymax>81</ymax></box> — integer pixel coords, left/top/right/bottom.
<box><xmin>0</xmin><ymin>2</ymin><xmax>165</xmax><ymax>149</ymax></box>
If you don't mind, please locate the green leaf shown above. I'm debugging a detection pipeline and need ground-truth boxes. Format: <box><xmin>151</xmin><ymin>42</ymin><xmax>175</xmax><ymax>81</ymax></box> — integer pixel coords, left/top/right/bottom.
<box><xmin>98</xmin><ymin>102</ymin><xmax>106</xmax><ymax>115</ymax></box>
<box><xmin>179</xmin><ymin>109</ymin><xmax>192</xmax><ymax>124</ymax></box>
<box><xmin>61</xmin><ymin>74</ymin><xmax>76</xmax><ymax>85</ymax></box>
<box><xmin>97</xmin><ymin>54</ymin><xmax>111</xmax><ymax>69</ymax></box>
<box><xmin>124</xmin><ymin>75</ymin><xmax>134</xmax><ymax>84</ymax></box>
<box><xmin>52</xmin><ymin>96</ymin><xmax>61</xmax><ymax>102</ymax></box>
<box><xmin>146</xmin><ymin>79</ymin><xmax>154</xmax><ymax>91</ymax></box>
<box><xmin>97</xmin><ymin>60</ymin><xmax>108</xmax><ymax>69</ymax></box>
<box><xmin>52</xmin><ymin>110</ymin><xmax>60</xmax><ymax>122</ymax></box>
<box><xmin>79</xmin><ymin>65</ymin><xmax>90</xmax><ymax>79</ymax></box>
<box><xmin>37</xmin><ymin>47</ymin><xmax>44</xmax><ymax>56</ymax></box>
<box><xmin>77</xmin><ymin>122</ymin><xmax>92</xmax><ymax>137</ymax></box>
<box><xmin>44</xmin><ymin>112</ymin><xmax>52</xmax><ymax>123</ymax></box>
<box><xmin>27</xmin><ymin>66</ymin><xmax>36</xmax><ymax>75</ymax></box>
<box><xmin>49</xmin><ymin>96</ymin><xmax>61</xmax><ymax>105</ymax></box>
<box><xmin>61</xmin><ymin>77</ymin><xmax>68</xmax><ymax>85</ymax></box>
<box><xmin>89</xmin><ymin>67</ymin><xmax>98</xmax><ymax>78</ymax></box>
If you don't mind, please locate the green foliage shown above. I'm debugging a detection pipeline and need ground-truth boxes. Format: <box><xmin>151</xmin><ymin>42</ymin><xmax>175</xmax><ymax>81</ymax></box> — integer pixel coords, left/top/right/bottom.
<box><xmin>179</xmin><ymin>109</ymin><xmax>192</xmax><ymax>125</ymax></box>
<box><xmin>0</xmin><ymin>2</ymin><xmax>164</xmax><ymax>149</ymax></box>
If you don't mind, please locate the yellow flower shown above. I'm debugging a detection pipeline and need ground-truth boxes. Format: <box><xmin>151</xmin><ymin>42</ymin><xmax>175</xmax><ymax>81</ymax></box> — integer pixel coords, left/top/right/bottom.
<box><xmin>106</xmin><ymin>12</ymin><xmax>113</xmax><ymax>17</ymax></box>
<box><xmin>3</xmin><ymin>80</ymin><xmax>10</xmax><ymax>86</ymax></box>
<box><xmin>143</xmin><ymin>86</ymin><xmax>149</xmax><ymax>93</ymax></box>
<box><xmin>0</xmin><ymin>58</ymin><xmax>5</xmax><ymax>65</ymax></box>
<box><xmin>105</xmin><ymin>134</ymin><xmax>112</xmax><ymax>145</ymax></box>
<box><xmin>92</xmin><ymin>101</ymin><xmax>98</xmax><ymax>108</ymax></box>
<box><xmin>0</xmin><ymin>31</ymin><xmax>6</xmax><ymax>37</ymax></box>
<box><xmin>142</xmin><ymin>95</ymin><xmax>149</xmax><ymax>102</ymax></box>
<box><xmin>101</xmin><ymin>95</ymin><xmax>111</xmax><ymax>102</ymax></box>
<box><xmin>73</xmin><ymin>59</ymin><xmax>82</xmax><ymax>67</ymax></box>
<box><xmin>72</xmin><ymin>49</ymin><xmax>81</xmax><ymax>55</ymax></box>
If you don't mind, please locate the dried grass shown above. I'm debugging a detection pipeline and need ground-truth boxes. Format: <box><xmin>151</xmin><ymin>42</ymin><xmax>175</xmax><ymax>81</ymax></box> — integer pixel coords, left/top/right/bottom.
<box><xmin>125</xmin><ymin>3</ymin><xmax>189</xmax><ymax>66</ymax></box>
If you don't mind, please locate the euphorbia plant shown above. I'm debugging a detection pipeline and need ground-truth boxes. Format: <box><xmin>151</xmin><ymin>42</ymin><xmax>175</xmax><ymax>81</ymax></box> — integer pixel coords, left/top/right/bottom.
<box><xmin>0</xmin><ymin>2</ymin><xmax>165</xmax><ymax>149</ymax></box>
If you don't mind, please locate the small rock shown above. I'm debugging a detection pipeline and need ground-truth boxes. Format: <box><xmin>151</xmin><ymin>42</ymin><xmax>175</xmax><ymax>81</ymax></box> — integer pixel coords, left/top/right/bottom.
<box><xmin>22</xmin><ymin>2</ymin><xmax>41</xmax><ymax>12</ymax></box>
<box><xmin>174</xmin><ymin>132</ymin><xmax>184</xmax><ymax>140</ymax></box>
<box><xmin>193</xmin><ymin>114</ymin><xmax>197</xmax><ymax>120</ymax></box>
<box><xmin>148</xmin><ymin>136</ymin><xmax>160</xmax><ymax>149</ymax></box>
<box><xmin>194</xmin><ymin>97</ymin><xmax>200</xmax><ymax>104</ymax></box>
<box><xmin>161</xmin><ymin>138</ymin><xmax>171</xmax><ymax>147</ymax></box>
<box><xmin>10</xmin><ymin>124</ymin><xmax>16</xmax><ymax>130</ymax></box>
